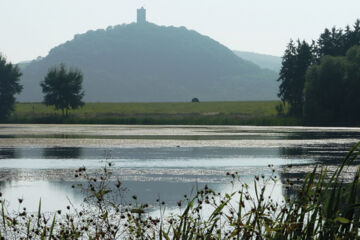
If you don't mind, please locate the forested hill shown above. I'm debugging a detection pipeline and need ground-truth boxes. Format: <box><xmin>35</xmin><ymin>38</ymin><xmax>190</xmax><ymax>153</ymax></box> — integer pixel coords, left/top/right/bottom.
<box><xmin>233</xmin><ymin>51</ymin><xmax>281</xmax><ymax>73</ymax></box>
<box><xmin>19</xmin><ymin>23</ymin><xmax>279</xmax><ymax>102</ymax></box>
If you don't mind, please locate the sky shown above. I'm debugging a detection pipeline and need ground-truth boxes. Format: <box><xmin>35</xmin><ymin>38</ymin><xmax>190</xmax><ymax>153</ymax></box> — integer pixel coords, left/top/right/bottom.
<box><xmin>1</xmin><ymin>0</ymin><xmax>360</xmax><ymax>63</ymax></box>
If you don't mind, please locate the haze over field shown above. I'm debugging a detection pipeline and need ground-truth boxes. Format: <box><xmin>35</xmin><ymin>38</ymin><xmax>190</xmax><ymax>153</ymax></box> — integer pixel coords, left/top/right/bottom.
<box><xmin>233</xmin><ymin>51</ymin><xmax>281</xmax><ymax>73</ymax></box>
<box><xmin>2</xmin><ymin>1</ymin><xmax>360</xmax><ymax>104</ymax></box>
<box><xmin>19</xmin><ymin>22</ymin><xmax>279</xmax><ymax>102</ymax></box>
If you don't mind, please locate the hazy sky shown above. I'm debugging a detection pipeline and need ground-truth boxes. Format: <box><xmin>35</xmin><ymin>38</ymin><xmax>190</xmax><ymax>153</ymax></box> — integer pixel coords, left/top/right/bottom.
<box><xmin>1</xmin><ymin>0</ymin><xmax>359</xmax><ymax>63</ymax></box>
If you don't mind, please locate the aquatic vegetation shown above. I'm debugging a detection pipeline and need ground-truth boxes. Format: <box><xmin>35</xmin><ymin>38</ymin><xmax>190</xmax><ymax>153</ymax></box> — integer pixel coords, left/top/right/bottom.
<box><xmin>0</xmin><ymin>143</ymin><xmax>360</xmax><ymax>239</ymax></box>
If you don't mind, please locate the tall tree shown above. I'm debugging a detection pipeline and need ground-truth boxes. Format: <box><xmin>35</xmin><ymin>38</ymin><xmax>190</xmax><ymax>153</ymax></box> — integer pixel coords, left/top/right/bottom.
<box><xmin>316</xmin><ymin>27</ymin><xmax>345</xmax><ymax>58</ymax></box>
<box><xmin>303</xmin><ymin>46</ymin><xmax>360</xmax><ymax>125</ymax></box>
<box><xmin>343</xmin><ymin>20</ymin><xmax>360</xmax><ymax>51</ymax></box>
<box><xmin>316</xmin><ymin>22</ymin><xmax>360</xmax><ymax>59</ymax></box>
<box><xmin>40</xmin><ymin>64</ymin><xmax>85</xmax><ymax>117</ymax></box>
<box><xmin>278</xmin><ymin>19</ymin><xmax>360</xmax><ymax>123</ymax></box>
<box><xmin>278</xmin><ymin>40</ymin><xmax>314</xmax><ymax>117</ymax></box>
<box><xmin>342</xmin><ymin>45</ymin><xmax>360</xmax><ymax>121</ymax></box>
<box><xmin>0</xmin><ymin>55</ymin><xmax>23</xmax><ymax>121</ymax></box>
<box><xmin>303</xmin><ymin>56</ymin><xmax>347</xmax><ymax>124</ymax></box>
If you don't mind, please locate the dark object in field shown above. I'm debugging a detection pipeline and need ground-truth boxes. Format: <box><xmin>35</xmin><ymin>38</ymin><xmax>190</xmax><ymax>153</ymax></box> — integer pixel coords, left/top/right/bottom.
<box><xmin>192</xmin><ymin>98</ymin><xmax>200</xmax><ymax>103</ymax></box>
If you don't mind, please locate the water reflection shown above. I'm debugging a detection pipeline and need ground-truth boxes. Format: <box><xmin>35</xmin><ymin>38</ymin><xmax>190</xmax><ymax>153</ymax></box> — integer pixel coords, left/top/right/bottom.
<box><xmin>1</xmin><ymin>129</ymin><xmax>360</xmax><ymax>141</ymax></box>
<box><xmin>0</xmin><ymin>176</ymin><xmax>285</xmax><ymax>214</ymax></box>
<box><xmin>43</xmin><ymin>147</ymin><xmax>82</xmax><ymax>159</ymax></box>
<box><xmin>0</xmin><ymin>148</ymin><xmax>18</xmax><ymax>159</ymax></box>
<box><xmin>278</xmin><ymin>142</ymin><xmax>357</xmax><ymax>200</ymax></box>
<box><xmin>0</xmin><ymin>180</ymin><xmax>83</xmax><ymax>212</ymax></box>
<box><xmin>0</xmin><ymin>125</ymin><xmax>358</xmax><ymax>212</ymax></box>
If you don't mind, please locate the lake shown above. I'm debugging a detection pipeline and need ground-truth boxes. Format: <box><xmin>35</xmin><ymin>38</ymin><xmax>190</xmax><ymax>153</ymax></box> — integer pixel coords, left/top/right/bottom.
<box><xmin>0</xmin><ymin>124</ymin><xmax>359</xmax><ymax>212</ymax></box>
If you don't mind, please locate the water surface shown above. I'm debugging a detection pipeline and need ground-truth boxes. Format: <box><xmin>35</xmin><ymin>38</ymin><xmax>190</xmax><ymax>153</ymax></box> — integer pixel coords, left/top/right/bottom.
<box><xmin>0</xmin><ymin>124</ymin><xmax>358</xmax><ymax>212</ymax></box>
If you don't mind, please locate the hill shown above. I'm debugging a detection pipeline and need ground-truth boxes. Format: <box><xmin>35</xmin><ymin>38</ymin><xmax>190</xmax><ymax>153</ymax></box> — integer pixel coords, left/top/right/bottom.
<box><xmin>19</xmin><ymin>23</ymin><xmax>279</xmax><ymax>102</ymax></box>
<box><xmin>233</xmin><ymin>51</ymin><xmax>281</xmax><ymax>73</ymax></box>
<box><xmin>17</xmin><ymin>60</ymin><xmax>31</xmax><ymax>70</ymax></box>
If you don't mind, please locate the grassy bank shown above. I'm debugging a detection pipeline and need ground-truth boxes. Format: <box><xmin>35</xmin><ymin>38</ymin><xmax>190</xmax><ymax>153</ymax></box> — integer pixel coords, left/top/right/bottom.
<box><xmin>11</xmin><ymin>101</ymin><xmax>299</xmax><ymax>125</ymax></box>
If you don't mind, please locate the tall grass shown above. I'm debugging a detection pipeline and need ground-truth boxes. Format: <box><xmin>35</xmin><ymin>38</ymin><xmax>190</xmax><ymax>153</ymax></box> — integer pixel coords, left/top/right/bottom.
<box><xmin>0</xmin><ymin>143</ymin><xmax>359</xmax><ymax>239</ymax></box>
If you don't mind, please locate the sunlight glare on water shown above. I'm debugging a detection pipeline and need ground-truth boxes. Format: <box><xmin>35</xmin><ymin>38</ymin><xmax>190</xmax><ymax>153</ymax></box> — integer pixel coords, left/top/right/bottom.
<box><xmin>0</xmin><ymin>124</ymin><xmax>359</xmax><ymax>212</ymax></box>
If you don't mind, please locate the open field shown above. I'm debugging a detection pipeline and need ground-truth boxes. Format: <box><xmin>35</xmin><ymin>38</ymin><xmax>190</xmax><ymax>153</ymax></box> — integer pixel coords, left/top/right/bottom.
<box><xmin>16</xmin><ymin>101</ymin><xmax>280</xmax><ymax>115</ymax></box>
<box><xmin>11</xmin><ymin>101</ymin><xmax>299</xmax><ymax>125</ymax></box>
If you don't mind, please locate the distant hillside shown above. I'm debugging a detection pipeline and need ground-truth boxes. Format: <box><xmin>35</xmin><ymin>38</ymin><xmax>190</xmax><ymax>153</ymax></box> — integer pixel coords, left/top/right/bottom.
<box><xmin>19</xmin><ymin>23</ymin><xmax>279</xmax><ymax>102</ymax></box>
<box><xmin>17</xmin><ymin>60</ymin><xmax>31</xmax><ymax>70</ymax></box>
<box><xmin>233</xmin><ymin>51</ymin><xmax>281</xmax><ymax>73</ymax></box>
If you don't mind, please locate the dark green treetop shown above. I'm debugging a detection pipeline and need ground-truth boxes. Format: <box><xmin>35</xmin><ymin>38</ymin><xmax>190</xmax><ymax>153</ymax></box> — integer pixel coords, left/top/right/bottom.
<box><xmin>0</xmin><ymin>55</ymin><xmax>23</xmax><ymax>121</ymax></box>
<box><xmin>40</xmin><ymin>64</ymin><xmax>84</xmax><ymax>117</ymax></box>
<box><xmin>316</xmin><ymin>20</ymin><xmax>360</xmax><ymax>59</ymax></box>
<box><xmin>277</xmin><ymin>40</ymin><xmax>315</xmax><ymax>117</ymax></box>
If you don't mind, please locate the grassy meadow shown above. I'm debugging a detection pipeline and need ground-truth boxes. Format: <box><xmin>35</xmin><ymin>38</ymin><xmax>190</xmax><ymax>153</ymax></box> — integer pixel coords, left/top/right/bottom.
<box><xmin>11</xmin><ymin>101</ymin><xmax>299</xmax><ymax>125</ymax></box>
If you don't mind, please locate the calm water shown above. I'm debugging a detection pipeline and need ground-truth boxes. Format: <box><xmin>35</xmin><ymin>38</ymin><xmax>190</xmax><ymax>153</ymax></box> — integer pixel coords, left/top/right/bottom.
<box><xmin>0</xmin><ymin>124</ymin><xmax>359</xmax><ymax>212</ymax></box>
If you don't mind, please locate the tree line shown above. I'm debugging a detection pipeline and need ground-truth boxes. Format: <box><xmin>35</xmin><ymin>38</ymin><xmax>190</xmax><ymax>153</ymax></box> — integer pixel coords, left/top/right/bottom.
<box><xmin>278</xmin><ymin>19</ymin><xmax>360</xmax><ymax>125</ymax></box>
<box><xmin>0</xmin><ymin>57</ymin><xmax>84</xmax><ymax>121</ymax></box>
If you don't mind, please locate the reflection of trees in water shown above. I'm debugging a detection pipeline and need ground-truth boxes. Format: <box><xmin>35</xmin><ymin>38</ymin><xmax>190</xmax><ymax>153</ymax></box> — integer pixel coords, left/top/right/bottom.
<box><xmin>42</xmin><ymin>147</ymin><xmax>83</xmax><ymax>159</ymax></box>
<box><xmin>279</xmin><ymin>144</ymin><xmax>353</xmax><ymax>165</ymax></box>
<box><xmin>279</xmin><ymin>146</ymin><xmax>308</xmax><ymax>200</ymax></box>
<box><xmin>0</xmin><ymin>180</ymin><xmax>6</xmax><ymax>192</ymax></box>
<box><xmin>279</xmin><ymin>171</ymin><xmax>304</xmax><ymax>201</ymax></box>
<box><xmin>0</xmin><ymin>149</ymin><xmax>19</xmax><ymax>190</ymax></box>
<box><xmin>279</xmin><ymin>147</ymin><xmax>305</xmax><ymax>158</ymax></box>
<box><xmin>283</xmin><ymin>131</ymin><xmax>360</xmax><ymax>140</ymax></box>
<box><xmin>0</xmin><ymin>148</ymin><xmax>18</xmax><ymax>159</ymax></box>
<box><xmin>278</xmin><ymin>144</ymin><xmax>355</xmax><ymax>200</ymax></box>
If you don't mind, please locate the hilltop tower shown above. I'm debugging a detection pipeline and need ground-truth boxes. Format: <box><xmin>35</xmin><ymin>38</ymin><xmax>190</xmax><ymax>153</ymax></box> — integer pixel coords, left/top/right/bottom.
<box><xmin>137</xmin><ymin>7</ymin><xmax>146</xmax><ymax>24</ymax></box>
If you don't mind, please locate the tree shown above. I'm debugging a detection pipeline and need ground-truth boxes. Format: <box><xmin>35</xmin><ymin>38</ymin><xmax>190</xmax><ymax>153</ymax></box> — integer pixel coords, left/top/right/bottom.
<box><xmin>303</xmin><ymin>46</ymin><xmax>360</xmax><ymax>125</ymax></box>
<box><xmin>316</xmin><ymin>27</ymin><xmax>345</xmax><ymax>58</ymax></box>
<box><xmin>277</xmin><ymin>19</ymin><xmax>360</xmax><ymax>123</ymax></box>
<box><xmin>316</xmin><ymin>21</ymin><xmax>360</xmax><ymax>60</ymax></box>
<box><xmin>303</xmin><ymin>56</ymin><xmax>347</xmax><ymax>124</ymax></box>
<box><xmin>340</xmin><ymin>45</ymin><xmax>360</xmax><ymax>122</ymax></box>
<box><xmin>277</xmin><ymin>40</ymin><xmax>314</xmax><ymax>117</ymax></box>
<box><xmin>0</xmin><ymin>55</ymin><xmax>23</xmax><ymax>121</ymax></box>
<box><xmin>40</xmin><ymin>64</ymin><xmax>85</xmax><ymax>117</ymax></box>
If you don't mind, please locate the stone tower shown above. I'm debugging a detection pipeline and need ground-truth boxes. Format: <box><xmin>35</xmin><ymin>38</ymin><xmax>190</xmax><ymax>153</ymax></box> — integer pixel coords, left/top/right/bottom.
<box><xmin>137</xmin><ymin>7</ymin><xmax>146</xmax><ymax>24</ymax></box>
